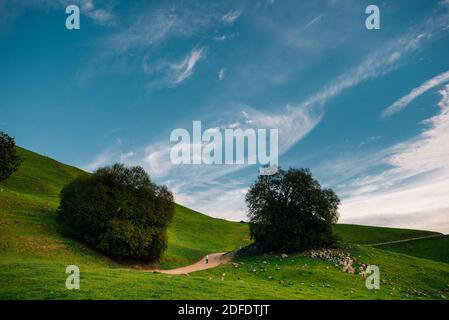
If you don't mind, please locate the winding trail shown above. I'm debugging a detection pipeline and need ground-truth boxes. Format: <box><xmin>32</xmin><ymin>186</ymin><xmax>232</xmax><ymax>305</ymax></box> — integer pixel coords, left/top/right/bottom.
<box><xmin>147</xmin><ymin>235</ymin><xmax>443</xmax><ymax>275</ymax></box>
<box><xmin>152</xmin><ymin>252</ymin><xmax>235</xmax><ymax>275</ymax></box>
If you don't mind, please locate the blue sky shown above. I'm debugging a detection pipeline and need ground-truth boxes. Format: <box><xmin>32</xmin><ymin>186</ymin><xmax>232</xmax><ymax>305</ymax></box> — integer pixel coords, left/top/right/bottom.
<box><xmin>1</xmin><ymin>0</ymin><xmax>449</xmax><ymax>232</ymax></box>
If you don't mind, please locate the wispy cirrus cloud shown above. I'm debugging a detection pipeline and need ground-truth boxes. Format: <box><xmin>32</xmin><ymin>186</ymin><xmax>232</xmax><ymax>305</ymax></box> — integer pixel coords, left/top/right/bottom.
<box><xmin>382</xmin><ymin>69</ymin><xmax>449</xmax><ymax>118</ymax></box>
<box><xmin>235</xmin><ymin>28</ymin><xmax>436</xmax><ymax>157</ymax></box>
<box><xmin>303</xmin><ymin>14</ymin><xmax>323</xmax><ymax>30</ymax></box>
<box><xmin>169</xmin><ymin>48</ymin><xmax>205</xmax><ymax>84</ymax></box>
<box><xmin>83</xmin><ymin>13</ymin><xmax>441</xmax><ymax>220</ymax></box>
<box><xmin>332</xmin><ymin>84</ymin><xmax>449</xmax><ymax>233</ymax></box>
<box><xmin>104</xmin><ymin>4</ymin><xmax>230</xmax><ymax>55</ymax></box>
<box><xmin>222</xmin><ymin>9</ymin><xmax>243</xmax><ymax>25</ymax></box>
<box><xmin>144</xmin><ymin>47</ymin><xmax>206</xmax><ymax>87</ymax></box>
<box><xmin>82</xmin><ymin>1</ymin><xmax>449</xmax><ymax>222</ymax></box>
<box><xmin>300</xmin><ymin>32</ymin><xmax>431</xmax><ymax>110</ymax></box>
<box><xmin>80</xmin><ymin>0</ymin><xmax>116</xmax><ymax>26</ymax></box>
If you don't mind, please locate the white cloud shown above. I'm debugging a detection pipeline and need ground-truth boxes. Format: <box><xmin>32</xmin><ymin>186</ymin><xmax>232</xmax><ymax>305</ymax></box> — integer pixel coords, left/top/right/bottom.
<box><xmin>143</xmin><ymin>47</ymin><xmax>206</xmax><ymax>87</ymax></box>
<box><xmin>79</xmin><ymin>0</ymin><xmax>116</xmax><ymax>25</ymax></box>
<box><xmin>230</xmin><ymin>30</ymin><xmax>433</xmax><ymax>158</ymax></box>
<box><xmin>106</xmin><ymin>10</ymin><xmax>179</xmax><ymax>55</ymax></box>
<box><xmin>218</xmin><ymin>68</ymin><xmax>225</xmax><ymax>80</ymax></box>
<box><xmin>175</xmin><ymin>187</ymin><xmax>248</xmax><ymax>221</ymax></box>
<box><xmin>169</xmin><ymin>48</ymin><xmax>205</xmax><ymax>84</ymax></box>
<box><xmin>104</xmin><ymin>5</ymin><xmax>221</xmax><ymax>56</ymax></box>
<box><xmin>222</xmin><ymin>9</ymin><xmax>243</xmax><ymax>25</ymax></box>
<box><xmin>382</xmin><ymin>69</ymin><xmax>449</xmax><ymax>118</ymax></box>
<box><xmin>338</xmin><ymin>85</ymin><xmax>449</xmax><ymax>233</ymax></box>
<box><xmin>301</xmin><ymin>32</ymin><xmax>430</xmax><ymax>110</ymax></box>
<box><xmin>233</xmin><ymin>104</ymin><xmax>322</xmax><ymax>155</ymax></box>
<box><xmin>82</xmin><ymin>8</ymin><xmax>448</xmax><ymax>222</ymax></box>
<box><xmin>213</xmin><ymin>35</ymin><xmax>227</xmax><ymax>41</ymax></box>
<box><xmin>303</xmin><ymin>14</ymin><xmax>323</xmax><ymax>30</ymax></box>
<box><xmin>82</xmin><ymin>151</ymin><xmax>114</xmax><ymax>172</ymax></box>
<box><xmin>143</xmin><ymin>143</ymin><xmax>173</xmax><ymax>178</ymax></box>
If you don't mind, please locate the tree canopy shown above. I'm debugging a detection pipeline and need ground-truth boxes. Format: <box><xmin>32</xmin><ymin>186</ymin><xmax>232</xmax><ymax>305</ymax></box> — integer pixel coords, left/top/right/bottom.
<box><xmin>246</xmin><ymin>167</ymin><xmax>340</xmax><ymax>252</ymax></box>
<box><xmin>59</xmin><ymin>163</ymin><xmax>175</xmax><ymax>262</ymax></box>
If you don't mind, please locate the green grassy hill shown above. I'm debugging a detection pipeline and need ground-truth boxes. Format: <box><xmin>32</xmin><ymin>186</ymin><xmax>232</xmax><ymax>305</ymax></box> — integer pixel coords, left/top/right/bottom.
<box><xmin>1</xmin><ymin>147</ymin><xmax>449</xmax><ymax>299</ymax></box>
<box><xmin>375</xmin><ymin>235</ymin><xmax>449</xmax><ymax>264</ymax></box>
<box><xmin>334</xmin><ymin>224</ymin><xmax>440</xmax><ymax>245</ymax></box>
<box><xmin>164</xmin><ymin>205</ymin><xmax>249</xmax><ymax>269</ymax></box>
<box><xmin>0</xmin><ymin>148</ymin><xmax>249</xmax><ymax>269</ymax></box>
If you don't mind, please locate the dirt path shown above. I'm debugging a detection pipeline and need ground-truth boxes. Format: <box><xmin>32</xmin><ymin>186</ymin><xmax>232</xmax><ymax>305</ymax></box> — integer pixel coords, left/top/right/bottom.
<box><xmin>152</xmin><ymin>252</ymin><xmax>235</xmax><ymax>275</ymax></box>
<box><xmin>370</xmin><ymin>234</ymin><xmax>442</xmax><ymax>247</ymax></box>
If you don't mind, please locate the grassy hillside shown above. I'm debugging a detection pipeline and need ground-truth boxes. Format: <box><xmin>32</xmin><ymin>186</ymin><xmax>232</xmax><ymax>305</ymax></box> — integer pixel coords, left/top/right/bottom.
<box><xmin>0</xmin><ymin>148</ymin><xmax>249</xmax><ymax>269</ymax></box>
<box><xmin>375</xmin><ymin>235</ymin><xmax>449</xmax><ymax>264</ymax></box>
<box><xmin>164</xmin><ymin>205</ymin><xmax>249</xmax><ymax>269</ymax></box>
<box><xmin>1</xmin><ymin>147</ymin><xmax>449</xmax><ymax>299</ymax></box>
<box><xmin>334</xmin><ymin>224</ymin><xmax>440</xmax><ymax>245</ymax></box>
<box><xmin>0</xmin><ymin>147</ymin><xmax>87</xmax><ymax>201</ymax></box>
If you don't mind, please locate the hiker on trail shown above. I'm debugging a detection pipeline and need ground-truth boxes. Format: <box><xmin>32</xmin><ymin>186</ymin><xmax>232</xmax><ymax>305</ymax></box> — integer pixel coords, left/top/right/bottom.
<box><xmin>205</xmin><ymin>255</ymin><xmax>209</xmax><ymax>264</ymax></box>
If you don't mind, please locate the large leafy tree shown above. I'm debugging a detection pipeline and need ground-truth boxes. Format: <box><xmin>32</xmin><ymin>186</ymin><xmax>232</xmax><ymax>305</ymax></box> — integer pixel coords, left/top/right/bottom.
<box><xmin>246</xmin><ymin>167</ymin><xmax>340</xmax><ymax>252</ymax></box>
<box><xmin>0</xmin><ymin>131</ymin><xmax>22</xmax><ymax>181</ymax></box>
<box><xmin>59</xmin><ymin>163</ymin><xmax>175</xmax><ymax>262</ymax></box>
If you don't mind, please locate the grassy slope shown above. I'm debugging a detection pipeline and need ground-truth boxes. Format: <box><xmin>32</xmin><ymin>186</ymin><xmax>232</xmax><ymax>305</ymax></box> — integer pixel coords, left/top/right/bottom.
<box><xmin>0</xmin><ymin>148</ymin><xmax>249</xmax><ymax>268</ymax></box>
<box><xmin>334</xmin><ymin>224</ymin><xmax>440</xmax><ymax>245</ymax></box>
<box><xmin>1</xmin><ymin>147</ymin><xmax>449</xmax><ymax>299</ymax></box>
<box><xmin>164</xmin><ymin>205</ymin><xmax>250</xmax><ymax>269</ymax></box>
<box><xmin>376</xmin><ymin>235</ymin><xmax>449</xmax><ymax>264</ymax></box>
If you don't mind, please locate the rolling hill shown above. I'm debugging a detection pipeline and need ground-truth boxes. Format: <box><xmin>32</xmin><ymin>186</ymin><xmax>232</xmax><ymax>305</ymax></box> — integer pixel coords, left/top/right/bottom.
<box><xmin>1</xmin><ymin>147</ymin><xmax>449</xmax><ymax>299</ymax></box>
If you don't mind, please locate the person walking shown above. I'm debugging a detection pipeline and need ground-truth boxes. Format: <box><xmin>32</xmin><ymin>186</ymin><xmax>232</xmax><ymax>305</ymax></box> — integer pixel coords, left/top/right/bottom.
<box><xmin>205</xmin><ymin>255</ymin><xmax>209</xmax><ymax>264</ymax></box>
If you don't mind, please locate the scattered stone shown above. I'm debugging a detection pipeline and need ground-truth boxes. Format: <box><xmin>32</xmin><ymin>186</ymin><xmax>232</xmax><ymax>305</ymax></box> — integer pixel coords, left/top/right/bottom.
<box><xmin>306</xmin><ymin>248</ymin><xmax>367</xmax><ymax>275</ymax></box>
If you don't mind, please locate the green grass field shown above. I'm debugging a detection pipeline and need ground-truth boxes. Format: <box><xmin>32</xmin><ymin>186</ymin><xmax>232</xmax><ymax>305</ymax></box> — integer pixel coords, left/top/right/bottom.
<box><xmin>1</xmin><ymin>147</ymin><xmax>449</xmax><ymax>299</ymax></box>
<box><xmin>375</xmin><ymin>235</ymin><xmax>449</xmax><ymax>264</ymax></box>
<box><xmin>333</xmin><ymin>224</ymin><xmax>440</xmax><ymax>245</ymax></box>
